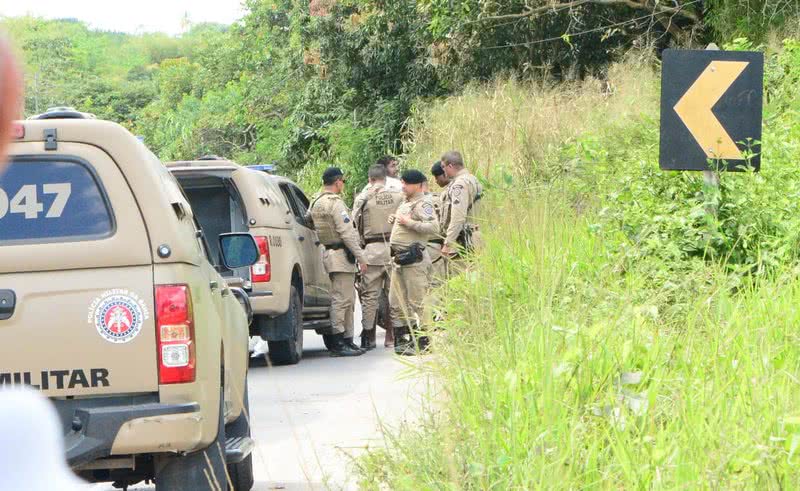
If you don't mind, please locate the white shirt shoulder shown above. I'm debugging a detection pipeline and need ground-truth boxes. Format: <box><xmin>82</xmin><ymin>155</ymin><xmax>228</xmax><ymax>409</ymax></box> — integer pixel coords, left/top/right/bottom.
<box><xmin>385</xmin><ymin>176</ymin><xmax>402</xmax><ymax>191</ymax></box>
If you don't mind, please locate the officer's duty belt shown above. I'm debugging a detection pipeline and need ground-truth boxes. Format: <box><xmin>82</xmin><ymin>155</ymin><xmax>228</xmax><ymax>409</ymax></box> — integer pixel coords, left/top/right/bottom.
<box><xmin>363</xmin><ymin>234</ymin><xmax>391</xmax><ymax>245</ymax></box>
<box><xmin>324</xmin><ymin>243</ymin><xmax>346</xmax><ymax>251</ymax></box>
<box><xmin>428</xmin><ymin>238</ymin><xmax>445</xmax><ymax>246</ymax></box>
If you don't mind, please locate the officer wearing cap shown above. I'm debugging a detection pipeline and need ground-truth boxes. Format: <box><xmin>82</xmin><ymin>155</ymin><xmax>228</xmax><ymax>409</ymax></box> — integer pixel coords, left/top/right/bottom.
<box><xmin>440</xmin><ymin>151</ymin><xmax>482</xmax><ymax>266</ymax></box>
<box><xmin>427</xmin><ymin>161</ymin><xmax>450</xmax><ymax>283</ymax></box>
<box><xmin>431</xmin><ymin>160</ymin><xmax>451</xmax><ymax>191</ymax></box>
<box><xmin>309</xmin><ymin>167</ymin><xmax>367</xmax><ymax>357</ymax></box>
<box><xmin>389</xmin><ymin>169</ymin><xmax>439</xmax><ymax>355</ymax></box>
<box><xmin>353</xmin><ymin>164</ymin><xmax>404</xmax><ymax>349</ymax></box>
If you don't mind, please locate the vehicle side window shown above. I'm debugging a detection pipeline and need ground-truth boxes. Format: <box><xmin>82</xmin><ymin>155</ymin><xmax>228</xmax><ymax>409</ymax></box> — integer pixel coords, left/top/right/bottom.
<box><xmin>290</xmin><ymin>185</ymin><xmax>310</xmax><ymax>213</ymax></box>
<box><xmin>279</xmin><ymin>184</ymin><xmax>304</xmax><ymax>223</ymax></box>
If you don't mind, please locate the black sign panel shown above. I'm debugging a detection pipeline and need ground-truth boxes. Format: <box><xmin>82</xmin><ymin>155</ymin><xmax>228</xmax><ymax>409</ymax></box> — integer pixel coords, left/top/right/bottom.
<box><xmin>660</xmin><ymin>49</ymin><xmax>763</xmax><ymax>172</ymax></box>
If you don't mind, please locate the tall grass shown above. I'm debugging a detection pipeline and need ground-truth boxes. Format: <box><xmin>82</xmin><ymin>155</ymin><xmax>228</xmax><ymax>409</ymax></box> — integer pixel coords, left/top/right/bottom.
<box><xmin>359</xmin><ymin>42</ymin><xmax>800</xmax><ymax>489</ymax></box>
<box><xmin>402</xmin><ymin>55</ymin><xmax>658</xmax><ymax>182</ymax></box>
<box><xmin>362</xmin><ymin>195</ymin><xmax>800</xmax><ymax>489</ymax></box>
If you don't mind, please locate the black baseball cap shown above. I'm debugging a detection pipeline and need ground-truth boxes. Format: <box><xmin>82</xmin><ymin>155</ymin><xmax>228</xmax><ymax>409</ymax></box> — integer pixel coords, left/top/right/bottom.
<box><xmin>322</xmin><ymin>167</ymin><xmax>344</xmax><ymax>185</ymax></box>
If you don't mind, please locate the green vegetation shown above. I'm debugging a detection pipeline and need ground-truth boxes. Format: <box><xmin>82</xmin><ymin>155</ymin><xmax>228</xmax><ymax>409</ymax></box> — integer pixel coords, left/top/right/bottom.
<box><xmin>359</xmin><ymin>35</ymin><xmax>800</xmax><ymax>489</ymax></box>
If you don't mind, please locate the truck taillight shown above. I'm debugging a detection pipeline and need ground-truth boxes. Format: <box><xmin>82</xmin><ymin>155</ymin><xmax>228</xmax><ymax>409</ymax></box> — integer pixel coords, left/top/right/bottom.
<box><xmin>156</xmin><ymin>285</ymin><xmax>195</xmax><ymax>384</ymax></box>
<box><xmin>12</xmin><ymin>123</ymin><xmax>24</xmax><ymax>139</ymax></box>
<box><xmin>251</xmin><ymin>236</ymin><xmax>271</xmax><ymax>282</ymax></box>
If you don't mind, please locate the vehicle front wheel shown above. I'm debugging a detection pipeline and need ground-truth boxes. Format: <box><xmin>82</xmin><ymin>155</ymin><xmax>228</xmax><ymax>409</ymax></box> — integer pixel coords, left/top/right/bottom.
<box><xmin>267</xmin><ymin>286</ymin><xmax>303</xmax><ymax>365</ymax></box>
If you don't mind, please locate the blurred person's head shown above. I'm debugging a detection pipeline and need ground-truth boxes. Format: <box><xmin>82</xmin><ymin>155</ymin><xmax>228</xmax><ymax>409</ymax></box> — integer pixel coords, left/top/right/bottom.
<box><xmin>0</xmin><ymin>389</ymin><xmax>86</xmax><ymax>490</ymax></box>
<box><xmin>0</xmin><ymin>35</ymin><xmax>22</xmax><ymax>170</ymax></box>
<box><xmin>376</xmin><ymin>155</ymin><xmax>399</xmax><ymax>178</ymax></box>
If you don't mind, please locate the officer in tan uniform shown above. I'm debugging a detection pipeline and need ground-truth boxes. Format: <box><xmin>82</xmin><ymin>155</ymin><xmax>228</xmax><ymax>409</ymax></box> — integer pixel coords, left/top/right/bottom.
<box><xmin>389</xmin><ymin>170</ymin><xmax>439</xmax><ymax>355</ymax></box>
<box><xmin>353</xmin><ymin>164</ymin><xmax>403</xmax><ymax>350</ymax></box>
<box><xmin>309</xmin><ymin>167</ymin><xmax>367</xmax><ymax>357</ymax></box>
<box><xmin>427</xmin><ymin>161</ymin><xmax>450</xmax><ymax>283</ymax></box>
<box><xmin>432</xmin><ymin>160</ymin><xmax>452</xmax><ymax>192</ymax></box>
<box><xmin>440</xmin><ymin>151</ymin><xmax>482</xmax><ymax>264</ymax></box>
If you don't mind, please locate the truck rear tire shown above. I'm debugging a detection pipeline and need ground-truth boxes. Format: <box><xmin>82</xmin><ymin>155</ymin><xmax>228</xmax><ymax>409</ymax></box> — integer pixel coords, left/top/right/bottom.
<box><xmin>226</xmin><ymin>382</ymin><xmax>254</xmax><ymax>491</ymax></box>
<box><xmin>267</xmin><ymin>286</ymin><xmax>303</xmax><ymax>365</ymax></box>
<box><xmin>155</xmin><ymin>390</ymin><xmax>228</xmax><ymax>491</ymax></box>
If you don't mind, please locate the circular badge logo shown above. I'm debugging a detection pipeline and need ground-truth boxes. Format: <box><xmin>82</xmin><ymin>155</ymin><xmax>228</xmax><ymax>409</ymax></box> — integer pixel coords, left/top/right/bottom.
<box><xmin>92</xmin><ymin>293</ymin><xmax>145</xmax><ymax>344</ymax></box>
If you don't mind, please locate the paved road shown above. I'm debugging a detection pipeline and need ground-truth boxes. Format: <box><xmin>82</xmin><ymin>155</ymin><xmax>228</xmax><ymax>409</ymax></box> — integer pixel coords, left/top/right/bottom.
<box><xmin>93</xmin><ymin>303</ymin><xmax>424</xmax><ymax>490</ymax></box>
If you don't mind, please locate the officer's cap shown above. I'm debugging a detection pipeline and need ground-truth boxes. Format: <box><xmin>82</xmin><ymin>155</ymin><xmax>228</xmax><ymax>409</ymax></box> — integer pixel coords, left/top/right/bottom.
<box><xmin>431</xmin><ymin>161</ymin><xmax>445</xmax><ymax>177</ymax></box>
<box><xmin>322</xmin><ymin>167</ymin><xmax>344</xmax><ymax>185</ymax></box>
<box><xmin>401</xmin><ymin>169</ymin><xmax>427</xmax><ymax>185</ymax></box>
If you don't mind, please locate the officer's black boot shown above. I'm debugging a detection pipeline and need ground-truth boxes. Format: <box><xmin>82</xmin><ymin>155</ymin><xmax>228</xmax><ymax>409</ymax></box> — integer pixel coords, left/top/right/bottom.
<box><xmin>393</xmin><ymin>326</ymin><xmax>413</xmax><ymax>355</ymax></box>
<box><xmin>328</xmin><ymin>333</ymin><xmax>364</xmax><ymax>357</ymax></box>
<box><xmin>322</xmin><ymin>334</ymin><xmax>336</xmax><ymax>351</ymax></box>
<box><xmin>417</xmin><ymin>335</ymin><xmax>431</xmax><ymax>354</ymax></box>
<box><xmin>344</xmin><ymin>336</ymin><xmax>365</xmax><ymax>353</ymax></box>
<box><xmin>360</xmin><ymin>329</ymin><xmax>377</xmax><ymax>351</ymax></box>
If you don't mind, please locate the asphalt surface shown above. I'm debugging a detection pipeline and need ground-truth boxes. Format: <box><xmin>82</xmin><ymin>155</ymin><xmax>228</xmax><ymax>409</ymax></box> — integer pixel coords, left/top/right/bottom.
<box><xmin>92</xmin><ymin>303</ymin><xmax>425</xmax><ymax>490</ymax></box>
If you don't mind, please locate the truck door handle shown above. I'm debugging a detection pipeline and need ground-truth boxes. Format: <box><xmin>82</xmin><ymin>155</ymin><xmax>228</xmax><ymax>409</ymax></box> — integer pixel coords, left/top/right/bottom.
<box><xmin>209</xmin><ymin>281</ymin><xmax>219</xmax><ymax>291</ymax></box>
<box><xmin>315</xmin><ymin>241</ymin><xmax>321</xmax><ymax>246</ymax></box>
<box><xmin>0</xmin><ymin>290</ymin><xmax>16</xmax><ymax>320</ymax></box>
<box><xmin>297</xmin><ymin>236</ymin><xmax>305</xmax><ymax>242</ymax></box>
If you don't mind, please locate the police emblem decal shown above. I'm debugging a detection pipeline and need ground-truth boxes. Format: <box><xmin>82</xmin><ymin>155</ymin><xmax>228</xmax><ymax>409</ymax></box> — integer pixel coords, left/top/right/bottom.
<box><xmin>88</xmin><ymin>290</ymin><xmax>150</xmax><ymax>344</ymax></box>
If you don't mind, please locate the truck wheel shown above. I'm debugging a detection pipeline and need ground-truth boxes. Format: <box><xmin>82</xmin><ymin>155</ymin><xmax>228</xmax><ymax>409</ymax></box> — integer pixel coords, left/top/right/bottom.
<box><xmin>226</xmin><ymin>381</ymin><xmax>254</xmax><ymax>491</ymax></box>
<box><xmin>268</xmin><ymin>286</ymin><xmax>303</xmax><ymax>365</ymax></box>
<box><xmin>156</xmin><ymin>390</ymin><xmax>228</xmax><ymax>491</ymax></box>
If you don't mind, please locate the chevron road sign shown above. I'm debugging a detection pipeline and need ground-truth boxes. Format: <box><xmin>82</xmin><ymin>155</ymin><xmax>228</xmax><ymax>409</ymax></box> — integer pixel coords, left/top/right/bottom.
<box><xmin>659</xmin><ymin>49</ymin><xmax>764</xmax><ymax>172</ymax></box>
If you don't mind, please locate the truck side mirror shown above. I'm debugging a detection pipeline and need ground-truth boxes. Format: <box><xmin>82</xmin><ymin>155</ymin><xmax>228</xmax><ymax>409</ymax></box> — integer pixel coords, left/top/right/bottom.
<box><xmin>219</xmin><ymin>233</ymin><xmax>259</xmax><ymax>269</ymax></box>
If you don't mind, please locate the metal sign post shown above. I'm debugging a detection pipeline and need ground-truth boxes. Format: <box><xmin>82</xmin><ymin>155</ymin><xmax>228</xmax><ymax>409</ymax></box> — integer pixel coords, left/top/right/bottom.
<box><xmin>703</xmin><ymin>44</ymin><xmax>721</xmax><ymax>217</ymax></box>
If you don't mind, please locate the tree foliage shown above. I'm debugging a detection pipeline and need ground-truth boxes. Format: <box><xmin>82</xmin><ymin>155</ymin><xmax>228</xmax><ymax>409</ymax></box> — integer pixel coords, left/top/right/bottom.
<box><xmin>5</xmin><ymin>1</ymin><xmax>798</xmax><ymax>188</ymax></box>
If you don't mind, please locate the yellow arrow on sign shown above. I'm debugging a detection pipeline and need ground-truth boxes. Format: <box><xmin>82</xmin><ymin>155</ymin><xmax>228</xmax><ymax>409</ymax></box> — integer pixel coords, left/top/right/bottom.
<box><xmin>673</xmin><ymin>60</ymin><xmax>749</xmax><ymax>160</ymax></box>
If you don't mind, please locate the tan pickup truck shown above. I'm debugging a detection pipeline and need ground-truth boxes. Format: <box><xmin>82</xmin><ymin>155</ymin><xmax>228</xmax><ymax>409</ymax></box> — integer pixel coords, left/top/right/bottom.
<box><xmin>1</xmin><ymin>109</ymin><xmax>257</xmax><ymax>490</ymax></box>
<box><xmin>167</xmin><ymin>158</ymin><xmax>333</xmax><ymax>365</ymax></box>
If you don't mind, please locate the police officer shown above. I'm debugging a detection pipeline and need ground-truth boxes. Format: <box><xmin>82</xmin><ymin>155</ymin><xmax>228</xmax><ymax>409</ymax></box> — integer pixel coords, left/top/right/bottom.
<box><xmin>389</xmin><ymin>170</ymin><xmax>439</xmax><ymax>355</ymax></box>
<box><xmin>432</xmin><ymin>160</ymin><xmax>451</xmax><ymax>192</ymax></box>
<box><xmin>309</xmin><ymin>167</ymin><xmax>368</xmax><ymax>357</ymax></box>
<box><xmin>427</xmin><ymin>161</ymin><xmax>450</xmax><ymax>283</ymax></box>
<box><xmin>440</xmin><ymin>151</ymin><xmax>482</xmax><ymax>263</ymax></box>
<box><xmin>353</xmin><ymin>164</ymin><xmax>404</xmax><ymax>350</ymax></box>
